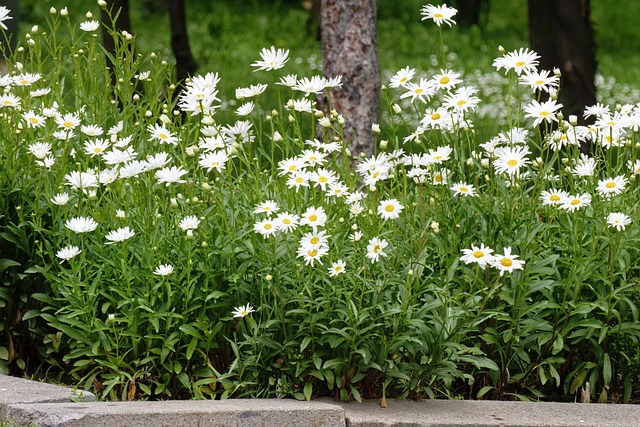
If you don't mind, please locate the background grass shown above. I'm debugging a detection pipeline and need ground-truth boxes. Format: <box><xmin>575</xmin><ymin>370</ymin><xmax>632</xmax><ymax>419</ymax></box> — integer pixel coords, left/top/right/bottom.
<box><xmin>14</xmin><ymin>0</ymin><xmax>640</xmax><ymax>90</ymax></box>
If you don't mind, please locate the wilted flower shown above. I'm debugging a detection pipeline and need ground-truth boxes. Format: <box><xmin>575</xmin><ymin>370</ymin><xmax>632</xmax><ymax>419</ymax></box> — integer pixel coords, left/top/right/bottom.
<box><xmin>154</xmin><ymin>264</ymin><xmax>175</xmax><ymax>276</ymax></box>
<box><xmin>56</xmin><ymin>245</ymin><xmax>81</xmax><ymax>261</ymax></box>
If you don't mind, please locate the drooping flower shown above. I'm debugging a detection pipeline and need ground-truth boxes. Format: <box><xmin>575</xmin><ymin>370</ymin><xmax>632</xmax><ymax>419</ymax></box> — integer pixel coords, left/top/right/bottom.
<box><xmin>0</xmin><ymin>6</ymin><xmax>13</xmax><ymax>31</ymax></box>
<box><xmin>105</xmin><ymin>226</ymin><xmax>135</xmax><ymax>244</ymax></box>
<box><xmin>65</xmin><ymin>216</ymin><xmax>99</xmax><ymax>233</ymax></box>
<box><xmin>65</xmin><ymin>170</ymin><xmax>98</xmax><ymax>190</ymax></box>
<box><xmin>606</xmin><ymin>212</ymin><xmax>631</xmax><ymax>231</ymax></box>
<box><xmin>154</xmin><ymin>264</ymin><xmax>174</xmax><ymax>276</ymax></box>
<box><xmin>79</xmin><ymin>20</ymin><xmax>100</xmax><ymax>32</ymax></box>
<box><xmin>179</xmin><ymin>215</ymin><xmax>200</xmax><ymax>231</ymax></box>
<box><xmin>251</xmin><ymin>46</ymin><xmax>289</xmax><ymax>72</ymax></box>
<box><xmin>155</xmin><ymin>166</ymin><xmax>188</xmax><ymax>186</ymax></box>
<box><xmin>56</xmin><ymin>245</ymin><xmax>81</xmax><ymax>261</ymax></box>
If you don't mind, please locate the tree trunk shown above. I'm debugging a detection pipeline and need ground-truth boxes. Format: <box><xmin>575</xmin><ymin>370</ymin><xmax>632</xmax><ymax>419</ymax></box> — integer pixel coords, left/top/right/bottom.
<box><xmin>452</xmin><ymin>0</ymin><xmax>490</xmax><ymax>29</ymax></box>
<box><xmin>528</xmin><ymin>0</ymin><xmax>596</xmax><ymax>151</ymax></box>
<box><xmin>320</xmin><ymin>0</ymin><xmax>380</xmax><ymax>158</ymax></box>
<box><xmin>167</xmin><ymin>0</ymin><xmax>198</xmax><ymax>83</ymax></box>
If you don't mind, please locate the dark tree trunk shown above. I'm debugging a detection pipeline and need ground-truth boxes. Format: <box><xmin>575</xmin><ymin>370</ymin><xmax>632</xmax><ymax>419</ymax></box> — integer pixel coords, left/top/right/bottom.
<box><xmin>167</xmin><ymin>0</ymin><xmax>198</xmax><ymax>83</ymax></box>
<box><xmin>529</xmin><ymin>0</ymin><xmax>597</xmax><ymax>154</ymax></box>
<box><xmin>101</xmin><ymin>0</ymin><xmax>132</xmax><ymax>60</ymax></box>
<box><xmin>320</xmin><ymin>0</ymin><xmax>380</xmax><ymax>158</ymax></box>
<box><xmin>101</xmin><ymin>0</ymin><xmax>132</xmax><ymax>93</ymax></box>
<box><xmin>452</xmin><ymin>0</ymin><xmax>490</xmax><ymax>28</ymax></box>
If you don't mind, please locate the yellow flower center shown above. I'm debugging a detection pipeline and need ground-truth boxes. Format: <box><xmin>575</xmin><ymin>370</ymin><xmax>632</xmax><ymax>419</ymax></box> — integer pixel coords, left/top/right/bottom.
<box><xmin>415</xmin><ymin>88</ymin><xmax>424</xmax><ymax>95</ymax></box>
<box><xmin>308</xmin><ymin>249</ymin><xmax>318</xmax><ymax>257</ymax></box>
<box><xmin>439</xmin><ymin>76</ymin><xmax>450</xmax><ymax>85</ymax></box>
<box><xmin>431</xmin><ymin>113</ymin><xmax>441</xmax><ymax>120</ymax></box>
<box><xmin>570</xmin><ymin>199</ymin><xmax>580</xmax><ymax>205</ymax></box>
<box><xmin>515</xmin><ymin>61</ymin><xmax>526</xmax><ymax>67</ymax></box>
<box><xmin>400</xmin><ymin>77</ymin><xmax>408</xmax><ymax>83</ymax></box>
<box><xmin>308</xmin><ymin>155</ymin><xmax>317</xmax><ymax>161</ymax></box>
<box><xmin>473</xmin><ymin>251</ymin><xmax>484</xmax><ymax>258</ymax></box>
<box><xmin>63</xmin><ymin>121</ymin><xmax>74</xmax><ymax>128</ymax></box>
<box><xmin>434</xmin><ymin>155</ymin><xmax>443</xmax><ymax>160</ymax></box>
<box><xmin>372</xmin><ymin>171</ymin><xmax>381</xmax><ymax>179</ymax></box>
<box><xmin>319</xmin><ymin>176</ymin><xmax>328</xmax><ymax>182</ymax></box>
<box><xmin>264</xmin><ymin>223</ymin><xmax>272</xmax><ymax>230</ymax></box>
<box><xmin>282</xmin><ymin>219</ymin><xmax>291</xmax><ymax>225</ymax></box>
<box><xmin>28</xmin><ymin>117</ymin><xmax>39</xmax><ymax>123</ymax></box>
<box><xmin>159</xmin><ymin>133</ymin><xmax>168</xmax><ymax>139</ymax></box>
<box><xmin>384</xmin><ymin>204</ymin><xmax>395</xmax><ymax>212</ymax></box>
<box><xmin>295</xmin><ymin>177</ymin><xmax>304</xmax><ymax>183</ymax></box>
<box><xmin>550</xmin><ymin>195</ymin><xmax>560</xmax><ymax>201</ymax></box>
<box><xmin>434</xmin><ymin>13</ymin><xmax>443</xmax><ymax>18</ymax></box>
<box><xmin>501</xmin><ymin>258</ymin><xmax>513</xmax><ymax>267</ymax></box>
<box><xmin>435</xmin><ymin>174</ymin><xmax>443</xmax><ymax>183</ymax></box>
<box><xmin>507</xmin><ymin>159</ymin><xmax>518</xmax><ymax>167</ymax></box>
<box><xmin>334</xmin><ymin>266</ymin><xmax>343</xmax><ymax>272</ymax></box>
<box><xmin>539</xmin><ymin>111</ymin><xmax>550</xmax><ymax>117</ymax></box>
<box><xmin>308</xmin><ymin>214</ymin><xmax>317</xmax><ymax>222</ymax></box>
<box><xmin>535</xmin><ymin>80</ymin><xmax>544</xmax><ymax>85</ymax></box>
<box><xmin>459</xmin><ymin>186</ymin><xmax>468</xmax><ymax>192</ymax></box>
<box><xmin>373</xmin><ymin>245</ymin><xmax>381</xmax><ymax>253</ymax></box>
<box><xmin>2</xmin><ymin>100</ymin><xmax>12</xmax><ymax>105</ymax></box>
<box><xmin>211</xmin><ymin>161</ymin><xmax>219</xmax><ymax>167</ymax></box>
<box><xmin>310</xmin><ymin>237</ymin><xmax>319</xmax><ymax>244</ymax></box>
<box><xmin>456</xmin><ymin>100</ymin><xmax>467</xmax><ymax>107</ymax></box>
<box><xmin>605</xmin><ymin>182</ymin><xmax>616</xmax><ymax>189</ymax></box>
<box><xmin>93</xmin><ymin>147</ymin><xmax>102</xmax><ymax>153</ymax></box>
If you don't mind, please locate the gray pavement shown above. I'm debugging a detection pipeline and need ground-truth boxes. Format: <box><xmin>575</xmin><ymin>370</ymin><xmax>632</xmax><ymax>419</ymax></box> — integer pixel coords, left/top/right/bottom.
<box><xmin>2</xmin><ymin>375</ymin><xmax>639</xmax><ymax>427</ymax></box>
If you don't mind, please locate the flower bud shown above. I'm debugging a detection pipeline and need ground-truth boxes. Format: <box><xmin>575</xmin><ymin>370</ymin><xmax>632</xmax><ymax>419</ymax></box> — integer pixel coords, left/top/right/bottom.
<box><xmin>379</xmin><ymin>140</ymin><xmax>388</xmax><ymax>150</ymax></box>
<box><xmin>372</xmin><ymin>123</ymin><xmax>380</xmax><ymax>134</ymax></box>
<box><xmin>569</xmin><ymin>114</ymin><xmax>578</xmax><ymax>126</ymax></box>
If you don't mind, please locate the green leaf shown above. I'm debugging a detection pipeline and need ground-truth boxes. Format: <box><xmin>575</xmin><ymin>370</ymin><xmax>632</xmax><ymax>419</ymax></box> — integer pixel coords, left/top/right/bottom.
<box><xmin>303</xmin><ymin>382</ymin><xmax>312</xmax><ymax>401</ymax></box>
<box><xmin>22</xmin><ymin>309</ymin><xmax>41</xmax><ymax>321</ymax></box>
<box><xmin>477</xmin><ymin>385</ymin><xmax>494</xmax><ymax>398</ymax></box>
<box><xmin>602</xmin><ymin>353</ymin><xmax>611</xmax><ymax>388</ymax></box>
<box><xmin>0</xmin><ymin>258</ymin><xmax>20</xmax><ymax>273</ymax></box>
<box><xmin>551</xmin><ymin>334</ymin><xmax>564</xmax><ymax>355</ymax></box>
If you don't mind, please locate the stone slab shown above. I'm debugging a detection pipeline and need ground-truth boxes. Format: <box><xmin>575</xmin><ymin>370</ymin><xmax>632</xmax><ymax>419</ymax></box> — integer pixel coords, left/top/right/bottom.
<box><xmin>0</xmin><ymin>375</ymin><xmax>95</xmax><ymax>421</ymax></box>
<box><xmin>328</xmin><ymin>398</ymin><xmax>640</xmax><ymax>427</ymax></box>
<box><xmin>5</xmin><ymin>399</ymin><xmax>345</xmax><ymax>427</ymax></box>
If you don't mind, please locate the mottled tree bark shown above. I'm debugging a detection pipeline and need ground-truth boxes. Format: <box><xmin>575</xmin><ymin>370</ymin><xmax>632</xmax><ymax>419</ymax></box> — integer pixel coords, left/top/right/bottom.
<box><xmin>320</xmin><ymin>0</ymin><xmax>380</xmax><ymax>157</ymax></box>
<box><xmin>528</xmin><ymin>0</ymin><xmax>597</xmax><ymax>152</ymax></box>
<box><xmin>167</xmin><ymin>0</ymin><xmax>198</xmax><ymax>83</ymax></box>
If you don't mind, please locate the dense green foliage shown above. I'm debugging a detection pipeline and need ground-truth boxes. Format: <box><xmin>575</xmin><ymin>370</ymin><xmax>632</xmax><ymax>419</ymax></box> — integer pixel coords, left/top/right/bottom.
<box><xmin>1</xmin><ymin>0</ymin><xmax>639</xmax><ymax>404</ymax></box>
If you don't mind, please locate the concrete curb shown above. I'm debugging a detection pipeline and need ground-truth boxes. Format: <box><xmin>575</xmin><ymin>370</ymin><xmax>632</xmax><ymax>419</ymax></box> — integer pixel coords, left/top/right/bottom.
<box><xmin>2</xmin><ymin>375</ymin><xmax>639</xmax><ymax>427</ymax></box>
